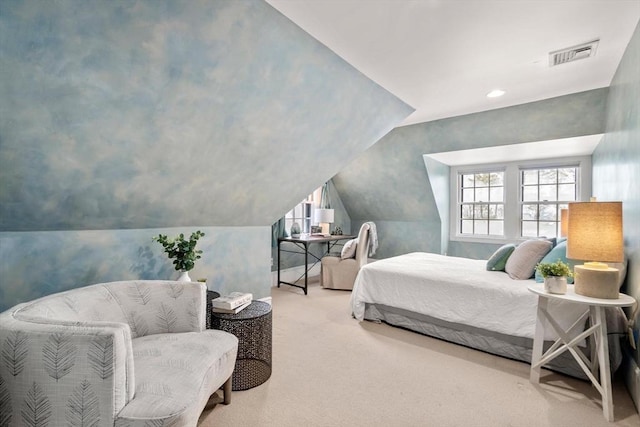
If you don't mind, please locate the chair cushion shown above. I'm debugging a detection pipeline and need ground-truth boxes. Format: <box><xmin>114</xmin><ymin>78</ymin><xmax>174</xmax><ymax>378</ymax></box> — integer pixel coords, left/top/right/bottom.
<box><xmin>116</xmin><ymin>330</ymin><xmax>238</xmax><ymax>426</ymax></box>
<box><xmin>341</xmin><ymin>239</ymin><xmax>358</xmax><ymax>259</ymax></box>
<box><xmin>505</xmin><ymin>239</ymin><xmax>553</xmax><ymax>280</ymax></box>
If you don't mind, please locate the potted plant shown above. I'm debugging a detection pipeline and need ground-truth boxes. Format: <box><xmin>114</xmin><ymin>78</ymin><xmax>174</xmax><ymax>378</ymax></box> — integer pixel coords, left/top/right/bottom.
<box><xmin>153</xmin><ymin>230</ymin><xmax>205</xmax><ymax>281</ymax></box>
<box><xmin>536</xmin><ymin>259</ymin><xmax>573</xmax><ymax>294</ymax></box>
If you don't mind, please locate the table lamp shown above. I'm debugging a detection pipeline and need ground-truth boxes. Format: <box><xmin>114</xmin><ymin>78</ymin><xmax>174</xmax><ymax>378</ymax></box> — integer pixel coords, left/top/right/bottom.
<box><xmin>315</xmin><ymin>208</ymin><xmax>334</xmax><ymax>236</ymax></box>
<box><xmin>560</xmin><ymin>208</ymin><xmax>568</xmax><ymax>238</ymax></box>
<box><xmin>566</xmin><ymin>201</ymin><xmax>623</xmax><ymax>299</ymax></box>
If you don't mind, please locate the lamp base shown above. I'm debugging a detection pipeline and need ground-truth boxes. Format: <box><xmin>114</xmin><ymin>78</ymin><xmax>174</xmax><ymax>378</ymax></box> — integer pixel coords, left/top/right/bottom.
<box><xmin>573</xmin><ymin>265</ymin><xmax>620</xmax><ymax>299</ymax></box>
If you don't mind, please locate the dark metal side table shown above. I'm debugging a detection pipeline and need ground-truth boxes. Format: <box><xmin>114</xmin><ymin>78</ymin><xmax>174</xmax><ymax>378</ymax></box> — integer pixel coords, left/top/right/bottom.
<box><xmin>205</xmin><ymin>290</ymin><xmax>221</xmax><ymax>329</ymax></box>
<box><xmin>210</xmin><ymin>300</ymin><xmax>272</xmax><ymax>391</ymax></box>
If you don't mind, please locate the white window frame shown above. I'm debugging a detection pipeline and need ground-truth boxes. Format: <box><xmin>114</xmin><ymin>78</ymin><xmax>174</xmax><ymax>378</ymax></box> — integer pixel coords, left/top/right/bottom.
<box><xmin>449</xmin><ymin>156</ymin><xmax>592</xmax><ymax>244</ymax></box>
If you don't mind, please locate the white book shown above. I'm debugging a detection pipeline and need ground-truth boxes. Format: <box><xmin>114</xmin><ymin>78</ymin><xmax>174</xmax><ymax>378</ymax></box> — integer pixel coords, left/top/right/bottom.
<box><xmin>211</xmin><ymin>301</ymin><xmax>251</xmax><ymax>314</ymax></box>
<box><xmin>211</xmin><ymin>292</ymin><xmax>253</xmax><ymax>310</ymax></box>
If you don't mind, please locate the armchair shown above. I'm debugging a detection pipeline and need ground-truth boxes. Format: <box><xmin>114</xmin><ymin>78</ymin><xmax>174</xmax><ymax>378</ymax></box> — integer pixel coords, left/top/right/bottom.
<box><xmin>320</xmin><ymin>222</ymin><xmax>373</xmax><ymax>290</ymax></box>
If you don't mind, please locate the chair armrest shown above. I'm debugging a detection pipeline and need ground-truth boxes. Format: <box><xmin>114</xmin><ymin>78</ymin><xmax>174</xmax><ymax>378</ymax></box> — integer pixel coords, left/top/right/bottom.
<box><xmin>0</xmin><ymin>314</ymin><xmax>134</xmax><ymax>425</ymax></box>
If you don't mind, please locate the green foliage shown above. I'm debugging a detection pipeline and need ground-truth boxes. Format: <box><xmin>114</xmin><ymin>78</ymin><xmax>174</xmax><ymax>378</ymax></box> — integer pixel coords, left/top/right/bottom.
<box><xmin>536</xmin><ymin>259</ymin><xmax>573</xmax><ymax>278</ymax></box>
<box><xmin>153</xmin><ymin>230</ymin><xmax>205</xmax><ymax>272</ymax></box>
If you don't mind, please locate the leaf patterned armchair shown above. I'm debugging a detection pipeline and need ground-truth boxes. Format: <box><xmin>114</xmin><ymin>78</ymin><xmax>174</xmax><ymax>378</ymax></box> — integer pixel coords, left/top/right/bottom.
<box><xmin>0</xmin><ymin>280</ymin><xmax>238</xmax><ymax>426</ymax></box>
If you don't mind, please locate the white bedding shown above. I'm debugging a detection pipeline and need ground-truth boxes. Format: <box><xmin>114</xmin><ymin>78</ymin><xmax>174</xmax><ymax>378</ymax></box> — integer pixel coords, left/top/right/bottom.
<box><xmin>350</xmin><ymin>252</ymin><xmax>588</xmax><ymax>341</ymax></box>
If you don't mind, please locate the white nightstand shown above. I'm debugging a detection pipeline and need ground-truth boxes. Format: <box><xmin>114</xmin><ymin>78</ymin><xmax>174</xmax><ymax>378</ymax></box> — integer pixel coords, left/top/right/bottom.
<box><xmin>528</xmin><ymin>283</ymin><xmax>635</xmax><ymax>422</ymax></box>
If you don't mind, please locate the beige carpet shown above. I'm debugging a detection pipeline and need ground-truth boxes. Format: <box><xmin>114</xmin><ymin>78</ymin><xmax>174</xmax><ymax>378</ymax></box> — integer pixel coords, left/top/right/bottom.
<box><xmin>199</xmin><ymin>278</ymin><xmax>640</xmax><ymax>427</ymax></box>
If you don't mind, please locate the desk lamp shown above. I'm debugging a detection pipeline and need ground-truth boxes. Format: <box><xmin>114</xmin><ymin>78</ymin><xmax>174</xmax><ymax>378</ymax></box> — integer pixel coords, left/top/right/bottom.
<box><xmin>567</xmin><ymin>201</ymin><xmax>623</xmax><ymax>299</ymax></box>
<box><xmin>315</xmin><ymin>208</ymin><xmax>334</xmax><ymax>236</ymax></box>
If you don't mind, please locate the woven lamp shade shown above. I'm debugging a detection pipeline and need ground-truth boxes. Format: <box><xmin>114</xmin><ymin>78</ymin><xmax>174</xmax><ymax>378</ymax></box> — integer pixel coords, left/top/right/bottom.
<box><xmin>567</xmin><ymin>201</ymin><xmax>623</xmax><ymax>299</ymax></box>
<box><xmin>566</xmin><ymin>202</ymin><xmax>623</xmax><ymax>263</ymax></box>
<box><xmin>560</xmin><ymin>208</ymin><xmax>568</xmax><ymax>238</ymax></box>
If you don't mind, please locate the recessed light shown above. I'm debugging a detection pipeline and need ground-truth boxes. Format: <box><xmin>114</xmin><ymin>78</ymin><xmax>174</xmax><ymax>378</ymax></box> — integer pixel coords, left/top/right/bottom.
<box><xmin>487</xmin><ymin>89</ymin><xmax>505</xmax><ymax>98</ymax></box>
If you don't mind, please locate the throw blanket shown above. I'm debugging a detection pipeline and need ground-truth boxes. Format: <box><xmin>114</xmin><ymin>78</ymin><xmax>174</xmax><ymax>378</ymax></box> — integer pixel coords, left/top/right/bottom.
<box><xmin>365</xmin><ymin>221</ymin><xmax>378</xmax><ymax>256</ymax></box>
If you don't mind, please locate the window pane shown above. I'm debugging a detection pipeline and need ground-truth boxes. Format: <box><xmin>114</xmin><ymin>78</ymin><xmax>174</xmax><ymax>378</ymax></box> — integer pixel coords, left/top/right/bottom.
<box><xmin>461</xmin><ymin>220</ymin><xmax>473</xmax><ymax>234</ymax></box>
<box><xmin>474</xmin><ymin>204</ymin><xmax>489</xmax><ymax>219</ymax></box>
<box><xmin>539</xmin><ymin>185</ymin><xmax>557</xmax><ymax>201</ymax></box>
<box><xmin>539</xmin><ymin>204</ymin><xmax>556</xmax><ymax>221</ymax></box>
<box><xmin>522</xmin><ymin>186</ymin><xmax>538</xmax><ymax>202</ymax></box>
<box><xmin>539</xmin><ymin>222</ymin><xmax>556</xmax><ymax>238</ymax></box>
<box><xmin>558</xmin><ymin>168</ymin><xmax>576</xmax><ymax>184</ymax></box>
<box><xmin>461</xmin><ymin>205</ymin><xmax>473</xmax><ymax>219</ymax></box>
<box><xmin>475</xmin><ymin>173</ymin><xmax>489</xmax><ymax>187</ymax></box>
<box><xmin>474</xmin><ymin>220</ymin><xmax>488</xmax><ymax>234</ymax></box>
<box><xmin>489</xmin><ymin>204</ymin><xmax>504</xmax><ymax>220</ymax></box>
<box><xmin>539</xmin><ymin>169</ymin><xmax>557</xmax><ymax>184</ymax></box>
<box><xmin>476</xmin><ymin>187</ymin><xmax>489</xmax><ymax>202</ymax></box>
<box><xmin>522</xmin><ymin>204</ymin><xmax>538</xmax><ymax>220</ymax></box>
<box><xmin>462</xmin><ymin>174</ymin><xmax>475</xmax><ymax>188</ymax></box>
<box><xmin>462</xmin><ymin>188</ymin><xmax>474</xmax><ymax>202</ymax></box>
<box><xmin>489</xmin><ymin>220</ymin><xmax>503</xmax><ymax>235</ymax></box>
<box><xmin>522</xmin><ymin>221</ymin><xmax>538</xmax><ymax>237</ymax></box>
<box><xmin>558</xmin><ymin>184</ymin><xmax>575</xmax><ymax>201</ymax></box>
<box><xmin>489</xmin><ymin>187</ymin><xmax>503</xmax><ymax>202</ymax></box>
<box><xmin>522</xmin><ymin>170</ymin><xmax>538</xmax><ymax>185</ymax></box>
<box><xmin>489</xmin><ymin>172</ymin><xmax>504</xmax><ymax>186</ymax></box>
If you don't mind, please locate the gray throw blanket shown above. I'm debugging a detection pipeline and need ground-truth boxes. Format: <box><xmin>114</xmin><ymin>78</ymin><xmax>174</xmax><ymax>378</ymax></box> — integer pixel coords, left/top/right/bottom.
<box><xmin>365</xmin><ymin>221</ymin><xmax>378</xmax><ymax>256</ymax></box>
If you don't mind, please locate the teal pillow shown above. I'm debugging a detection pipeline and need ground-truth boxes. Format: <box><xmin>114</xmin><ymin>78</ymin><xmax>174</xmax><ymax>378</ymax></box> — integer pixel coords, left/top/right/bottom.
<box><xmin>486</xmin><ymin>244</ymin><xmax>516</xmax><ymax>271</ymax></box>
<box><xmin>534</xmin><ymin>240</ymin><xmax>577</xmax><ymax>283</ymax></box>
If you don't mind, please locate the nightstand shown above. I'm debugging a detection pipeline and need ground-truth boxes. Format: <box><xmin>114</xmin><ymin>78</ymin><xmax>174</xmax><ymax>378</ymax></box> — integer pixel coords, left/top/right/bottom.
<box><xmin>528</xmin><ymin>284</ymin><xmax>635</xmax><ymax>422</ymax></box>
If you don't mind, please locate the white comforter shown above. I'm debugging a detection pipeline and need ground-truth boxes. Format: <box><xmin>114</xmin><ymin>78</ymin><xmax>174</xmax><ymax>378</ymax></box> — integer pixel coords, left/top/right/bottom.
<box><xmin>350</xmin><ymin>252</ymin><xmax>588</xmax><ymax>341</ymax></box>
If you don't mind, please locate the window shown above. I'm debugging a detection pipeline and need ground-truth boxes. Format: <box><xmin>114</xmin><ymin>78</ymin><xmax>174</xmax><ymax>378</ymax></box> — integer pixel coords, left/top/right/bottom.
<box><xmin>521</xmin><ymin>167</ymin><xmax>577</xmax><ymax>238</ymax></box>
<box><xmin>450</xmin><ymin>157</ymin><xmax>591</xmax><ymax>243</ymax></box>
<box><xmin>459</xmin><ymin>171</ymin><xmax>504</xmax><ymax>236</ymax></box>
<box><xmin>284</xmin><ymin>187</ymin><xmax>322</xmax><ymax>235</ymax></box>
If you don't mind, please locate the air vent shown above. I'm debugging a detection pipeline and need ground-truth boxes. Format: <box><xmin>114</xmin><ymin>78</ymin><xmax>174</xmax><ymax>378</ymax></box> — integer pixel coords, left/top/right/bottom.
<box><xmin>549</xmin><ymin>39</ymin><xmax>599</xmax><ymax>66</ymax></box>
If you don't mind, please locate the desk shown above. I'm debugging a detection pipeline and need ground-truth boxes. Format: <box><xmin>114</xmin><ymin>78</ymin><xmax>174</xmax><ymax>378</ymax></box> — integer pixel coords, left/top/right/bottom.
<box><xmin>277</xmin><ymin>234</ymin><xmax>355</xmax><ymax>294</ymax></box>
<box><xmin>528</xmin><ymin>284</ymin><xmax>635</xmax><ymax>422</ymax></box>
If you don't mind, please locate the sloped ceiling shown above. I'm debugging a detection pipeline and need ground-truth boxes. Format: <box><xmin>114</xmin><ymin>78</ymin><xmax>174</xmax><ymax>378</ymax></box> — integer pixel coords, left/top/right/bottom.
<box><xmin>0</xmin><ymin>0</ymin><xmax>412</xmax><ymax>231</ymax></box>
<box><xmin>268</xmin><ymin>0</ymin><xmax>640</xmax><ymax>126</ymax></box>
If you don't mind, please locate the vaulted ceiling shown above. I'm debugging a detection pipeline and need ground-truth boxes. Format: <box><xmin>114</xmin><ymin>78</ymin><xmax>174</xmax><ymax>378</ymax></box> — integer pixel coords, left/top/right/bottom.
<box><xmin>268</xmin><ymin>0</ymin><xmax>640</xmax><ymax>126</ymax></box>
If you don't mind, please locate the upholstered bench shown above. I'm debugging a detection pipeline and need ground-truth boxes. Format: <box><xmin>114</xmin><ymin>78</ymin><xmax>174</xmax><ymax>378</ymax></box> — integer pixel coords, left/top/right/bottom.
<box><xmin>0</xmin><ymin>280</ymin><xmax>238</xmax><ymax>426</ymax></box>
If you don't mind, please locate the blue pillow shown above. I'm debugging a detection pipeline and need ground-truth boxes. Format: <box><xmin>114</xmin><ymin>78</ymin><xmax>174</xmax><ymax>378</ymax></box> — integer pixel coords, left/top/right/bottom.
<box><xmin>486</xmin><ymin>244</ymin><xmax>516</xmax><ymax>271</ymax></box>
<box><xmin>534</xmin><ymin>240</ymin><xmax>577</xmax><ymax>283</ymax></box>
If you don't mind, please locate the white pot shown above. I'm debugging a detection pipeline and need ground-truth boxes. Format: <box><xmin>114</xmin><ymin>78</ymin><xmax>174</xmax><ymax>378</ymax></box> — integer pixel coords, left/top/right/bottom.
<box><xmin>544</xmin><ymin>276</ymin><xmax>567</xmax><ymax>294</ymax></box>
<box><xmin>177</xmin><ymin>270</ymin><xmax>191</xmax><ymax>282</ymax></box>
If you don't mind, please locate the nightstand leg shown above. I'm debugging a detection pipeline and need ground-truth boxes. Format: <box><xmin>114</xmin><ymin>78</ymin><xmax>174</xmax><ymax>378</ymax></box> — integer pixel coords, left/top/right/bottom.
<box><xmin>530</xmin><ymin>296</ymin><xmax>547</xmax><ymax>383</ymax></box>
<box><xmin>595</xmin><ymin>306</ymin><xmax>614</xmax><ymax>422</ymax></box>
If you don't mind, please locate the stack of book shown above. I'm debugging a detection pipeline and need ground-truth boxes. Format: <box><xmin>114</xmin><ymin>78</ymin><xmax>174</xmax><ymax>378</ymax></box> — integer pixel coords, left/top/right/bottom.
<box><xmin>211</xmin><ymin>292</ymin><xmax>253</xmax><ymax>314</ymax></box>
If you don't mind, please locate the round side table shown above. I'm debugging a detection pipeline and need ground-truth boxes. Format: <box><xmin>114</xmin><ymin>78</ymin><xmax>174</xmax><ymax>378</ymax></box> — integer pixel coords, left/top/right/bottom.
<box><xmin>211</xmin><ymin>300</ymin><xmax>272</xmax><ymax>391</ymax></box>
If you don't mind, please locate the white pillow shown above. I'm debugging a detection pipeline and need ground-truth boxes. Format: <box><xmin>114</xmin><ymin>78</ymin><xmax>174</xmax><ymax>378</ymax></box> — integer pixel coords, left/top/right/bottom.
<box><xmin>505</xmin><ymin>239</ymin><xmax>553</xmax><ymax>280</ymax></box>
<box><xmin>341</xmin><ymin>239</ymin><xmax>358</xmax><ymax>259</ymax></box>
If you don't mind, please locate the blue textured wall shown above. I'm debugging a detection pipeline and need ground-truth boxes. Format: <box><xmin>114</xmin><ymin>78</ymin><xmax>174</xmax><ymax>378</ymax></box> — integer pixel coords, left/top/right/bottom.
<box><xmin>0</xmin><ymin>0</ymin><xmax>412</xmax><ymax>310</ymax></box>
<box><xmin>334</xmin><ymin>89</ymin><xmax>608</xmax><ymax>260</ymax></box>
<box><xmin>593</xmin><ymin>21</ymin><xmax>640</xmax><ymax>368</ymax></box>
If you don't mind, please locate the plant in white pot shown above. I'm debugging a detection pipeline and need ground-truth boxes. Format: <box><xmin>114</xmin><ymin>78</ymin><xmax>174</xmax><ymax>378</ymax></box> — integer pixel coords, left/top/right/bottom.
<box><xmin>153</xmin><ymin>230</ymin><xmax>205</xmax><ymax>281</ymax></box>
<box><xmin>536</xmin><ymin>259</ymin><xmax>573</xmax><ymax>294</ymax></box>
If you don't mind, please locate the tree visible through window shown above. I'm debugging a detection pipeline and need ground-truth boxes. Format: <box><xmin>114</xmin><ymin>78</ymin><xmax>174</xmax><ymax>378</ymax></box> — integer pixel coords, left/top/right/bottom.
<box><xmin>521</xmin><ymin>167</ymin><xmax>577</xmax><ymax>238</ymax></box>
<box><xmin>459</xmin><ymin>171</ymin><xmax>504</xmax><ymax>236</ymax></box>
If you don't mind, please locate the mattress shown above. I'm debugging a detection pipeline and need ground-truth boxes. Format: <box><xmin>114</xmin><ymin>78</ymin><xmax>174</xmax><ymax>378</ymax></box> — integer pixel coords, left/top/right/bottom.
<box><xmin>351</xmin><ymin>252</ymin><xmax>588</xmax><ymax>342</ymax></box>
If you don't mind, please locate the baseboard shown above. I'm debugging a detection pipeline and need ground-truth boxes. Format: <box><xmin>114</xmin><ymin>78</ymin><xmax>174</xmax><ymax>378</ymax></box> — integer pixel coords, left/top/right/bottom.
<box><xmin>271</xmin><ymin>264</ymin><xmax>321</xmax><ymax>287</ymax></box>
<box><xmin>622</xmin><ymin>348</ymin><xmax>640</xmax><ymax>413</ymax></box>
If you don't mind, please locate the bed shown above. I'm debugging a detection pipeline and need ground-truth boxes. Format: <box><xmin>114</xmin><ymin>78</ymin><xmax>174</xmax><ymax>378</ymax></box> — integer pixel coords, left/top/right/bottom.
<box><xmin>350</xmin><ymin>252</ymin><xmax>626</xmax><ymax>379</ymax></box>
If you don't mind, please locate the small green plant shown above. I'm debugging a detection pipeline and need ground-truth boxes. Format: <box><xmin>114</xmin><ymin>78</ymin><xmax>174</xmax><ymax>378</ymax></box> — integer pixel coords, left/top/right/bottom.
<box><xmin>153</xmin><ymin>230</ymin><xmax>205</xmax><ymax>272</ymax></box>
<box><xmin>536</xmin><ymin>259</ymin><xmax>573</xmax><ymax>278</ymax></box>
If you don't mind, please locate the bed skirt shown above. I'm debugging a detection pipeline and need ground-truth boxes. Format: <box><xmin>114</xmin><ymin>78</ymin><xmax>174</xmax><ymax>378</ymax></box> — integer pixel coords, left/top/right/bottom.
<box><xmin>363</xmin><ymin>303</ymin><xmax>624</xmax><ymax>380</ymax></box>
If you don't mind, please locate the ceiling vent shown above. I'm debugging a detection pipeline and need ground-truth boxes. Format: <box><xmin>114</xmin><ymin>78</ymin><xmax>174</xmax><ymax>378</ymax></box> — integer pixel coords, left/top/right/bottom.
<box><xmin>549</xmin><ymin>39</ymin><xmax>599</xmax><ymax>66</ymax></box>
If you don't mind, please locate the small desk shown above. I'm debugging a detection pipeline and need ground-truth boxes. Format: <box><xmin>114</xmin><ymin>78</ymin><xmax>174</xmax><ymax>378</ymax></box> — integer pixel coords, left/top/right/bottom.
<box><xmin>528</xmin><ymin>284</ymin><xmax>635</xmax><ymax>422</ymax></box>
<box><xmin>277</xmin><ymin>234</ymin><xmax>355</xmax><ymax>294</ymax></box>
